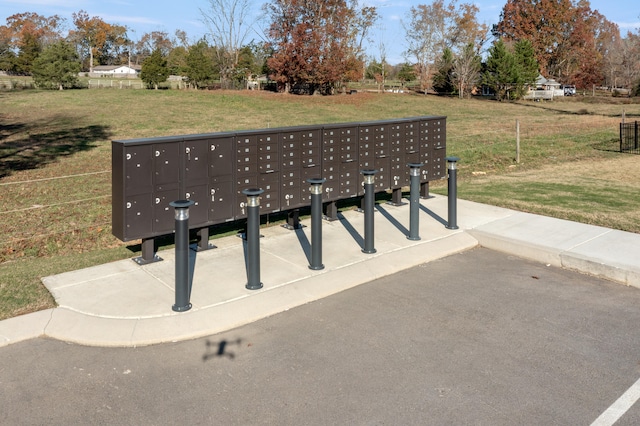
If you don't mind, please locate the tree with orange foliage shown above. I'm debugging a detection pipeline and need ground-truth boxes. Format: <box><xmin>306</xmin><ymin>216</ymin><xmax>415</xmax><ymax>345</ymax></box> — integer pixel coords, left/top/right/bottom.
<box><xmin>265</xmin><ymin>0</ymin><xmax>376</xmax><ymax>94</ymax></box>
<box><xmin>70</xmin><ymin>10</ymin><xmax>129</xmax><ymax>72</ymax></box>
<box><xmin>493</xmin><ymin>0</ymin><xmax>619</xmax><ymax>88</ymax></box>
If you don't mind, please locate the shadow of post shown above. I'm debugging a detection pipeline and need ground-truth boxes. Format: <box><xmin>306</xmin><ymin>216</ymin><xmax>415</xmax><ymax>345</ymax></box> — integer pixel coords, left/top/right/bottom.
<box><xmin>375</xmin><ymin>204</ymin><xmax>409</xmax><ymax>237</ymax></box>
<box><xmin>336</xmin><ymin>211</ymin><xmax>364</xmax><ymax>250</ymax></box>
<box><xmin>419</xmin><ymin>204</ymin><xmax>448</xmax><ymax>226</ymax></box>
<box><xmin>294</xmin><ymin>227</ymin><xmax>312</xmax><ymax>265</ymax></box>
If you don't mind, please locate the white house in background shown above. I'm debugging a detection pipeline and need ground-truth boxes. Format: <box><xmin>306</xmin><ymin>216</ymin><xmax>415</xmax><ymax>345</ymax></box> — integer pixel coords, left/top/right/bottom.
<box><xmin>92</xmin><ymin>65</ymin><xmax>141</xmax><ymax>76</ymax></box>
<box><xmin>524</xmin><ymin>74</ymin><xmax>564</xmax><ymax>100</ymax></box>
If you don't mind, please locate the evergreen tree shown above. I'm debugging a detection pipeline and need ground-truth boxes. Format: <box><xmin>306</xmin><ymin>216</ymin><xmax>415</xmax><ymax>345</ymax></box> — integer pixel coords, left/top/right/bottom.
<box><xmin>14</xmin><ymin>32</ymin><xmax>41</xmax><ymax>75</ymax></box>
<box><xmin>483</xmin><ymin>39</ymin><xmax>518</xmax><ymax>101</ymax></box>
<box><xmin>185</xmin><ymin>40</ymin><xmax>216</xmax><ymax>89</ymax></box>
<box><xmin>32</xmin><ymin>40</ymin><xmax>81</xmax><ymax>90</ymax></box>
<box><xmin>433</xmin><ymin>48</ymin><xmax>456</xmax><ymax>95</ymax></box>
<box><xmin>140</xmin><ymin>49</ymin><xmax>170</xmax><ymax>90</ymax></box>
<box><xmin>396</xmin><ymin>63</ymin><xmax>416</xmax><ymax>83</ymax></box>
<box><xmin>513</xmin><ymin>39</ymin><xmax>538</xmax><ymax>97</ymax></box>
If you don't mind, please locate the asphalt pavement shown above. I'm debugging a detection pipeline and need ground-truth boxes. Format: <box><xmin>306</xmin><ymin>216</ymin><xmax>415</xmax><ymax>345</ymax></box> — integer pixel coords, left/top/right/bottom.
<box><xmin>2</xmin><ymin>248</ymin><xmax>640</xmax><ymax>425</ymax></box>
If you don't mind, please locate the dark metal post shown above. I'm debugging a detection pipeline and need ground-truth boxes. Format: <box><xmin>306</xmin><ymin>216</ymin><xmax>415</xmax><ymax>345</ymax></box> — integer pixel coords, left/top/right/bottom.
<box><xmin>361</xmin><ymin>169</ymin><xmax>378</xmax><ymax>254</ymax></box>
<box><xmin>408</xmin><ymin>163</ymin><xmax>423</xmax><ymax>240</ymax></box>
<box><xmin>446</xmin><ymin>157</ymin><xmax>460</xmax><ymax>230</ymax></box>
<box><xmin>243</xmin><ymin>188</ymin><xmax>264</xmax><ymax>290</ymax></box>
<box><xmin>170</xmin><ymin>200</ymin><xmax>195</xmax><ymax>312</ymax></box>
<box><xmin>308</xmin><ymin>178</ymin><xmax>326</xmax><ymax>270</ymax></box>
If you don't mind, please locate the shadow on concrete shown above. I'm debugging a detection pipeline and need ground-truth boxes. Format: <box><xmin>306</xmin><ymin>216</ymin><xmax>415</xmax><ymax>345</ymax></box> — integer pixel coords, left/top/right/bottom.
<box><xmin>420</xmin><ymin>204</ymin><xmax>448</xmax><ymax>227</ymax></box>
<box><xmin>337</xmin><ymin>211</ymin><xmax>364</xmax><ymax>250</ymax></box>
<box><xmin>376</xmin><ymin>204</ymin><xmax>409</xmax><ymax>237</ymax></box>
<box><xmin>294</xmin><ymin>227</ymin><xmax>312</xmax><ymax>265</ymax></box>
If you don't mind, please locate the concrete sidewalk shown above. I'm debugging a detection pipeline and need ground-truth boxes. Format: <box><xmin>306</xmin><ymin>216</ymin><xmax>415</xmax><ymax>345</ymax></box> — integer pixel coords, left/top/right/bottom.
<box><xmin>1</xmin><ymin>195</ymin><xmax>638</xmax><ymax>348</ymax></box>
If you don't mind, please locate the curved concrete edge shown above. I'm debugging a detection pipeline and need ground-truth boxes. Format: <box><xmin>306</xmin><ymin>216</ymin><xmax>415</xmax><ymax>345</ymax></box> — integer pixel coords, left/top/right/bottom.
<box><xmin>40</xmin><ymin>232</ymin><xmax>479</xmax><ymax>348</ymax></box>
<box><xmin>0</xmin><ymin>309</ymin><xmax>54</xmax><ymax>348</ymax></box>
<box><xmin>469</xmin><ymin>227</ymin><xmax>640</xmax><ymax>289</ymax></box>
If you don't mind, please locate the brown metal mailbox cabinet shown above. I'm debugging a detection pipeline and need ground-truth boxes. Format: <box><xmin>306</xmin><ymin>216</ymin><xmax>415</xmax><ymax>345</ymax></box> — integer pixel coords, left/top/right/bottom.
<box><xmin>112</xmin><ymin>116</ymin><xmax>447</xmax><ymax>252</ymax></box>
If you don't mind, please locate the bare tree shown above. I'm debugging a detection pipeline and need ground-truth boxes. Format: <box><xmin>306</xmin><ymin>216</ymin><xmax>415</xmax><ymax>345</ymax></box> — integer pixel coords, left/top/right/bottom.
<box><xmin>452</xmin><ymin>43</ymin><xmax>481</xmax><ymax>98</ymax></box>
<box><xmin>200</xmin><ymin>0</ymin><xmax>257</xmax><ymax>87</ymax></box>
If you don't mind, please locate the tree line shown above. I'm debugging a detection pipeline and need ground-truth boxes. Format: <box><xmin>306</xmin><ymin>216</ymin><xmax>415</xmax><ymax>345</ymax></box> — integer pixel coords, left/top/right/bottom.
<box><xmin>1</xmin><ymin>0</ymin><xmax>639</xmax><ymax>96</ymax></box>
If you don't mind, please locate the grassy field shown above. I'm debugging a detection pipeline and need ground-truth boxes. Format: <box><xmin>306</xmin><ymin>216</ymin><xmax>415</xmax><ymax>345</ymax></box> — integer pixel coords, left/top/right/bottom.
<box><xmin>1</xmin><ymin>88</ymin><xmax>639</xmax><ymax>320</ymax></box>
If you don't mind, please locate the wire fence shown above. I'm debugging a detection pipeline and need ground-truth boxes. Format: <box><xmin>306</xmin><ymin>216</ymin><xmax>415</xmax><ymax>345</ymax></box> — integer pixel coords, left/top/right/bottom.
<box><xmin>0</xmin><ymin>117</ymin><xmax>623</xmax><ymax>262</ymax></box>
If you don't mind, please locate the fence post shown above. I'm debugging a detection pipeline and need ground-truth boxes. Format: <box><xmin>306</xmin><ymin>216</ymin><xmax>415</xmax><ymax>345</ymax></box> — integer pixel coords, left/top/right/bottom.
<box><xmin>516</xmin><ymin>119</ymin><xmax>521</xmax><ymax>164</ymax></box>
<box><xmin>635</xmin><ymin>121</ymin><xmax>638</xmax><ymax>151</ymax></box>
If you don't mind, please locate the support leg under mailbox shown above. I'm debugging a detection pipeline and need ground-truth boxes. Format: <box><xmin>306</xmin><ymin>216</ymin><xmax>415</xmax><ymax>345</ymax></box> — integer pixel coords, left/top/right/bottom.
<box><xmin>134</xmin><ymin>238</ymin><xmax>162</xmax><ymax>265</ymax></box>
<box><xmin>324</xmin><ymin>200</ymin><xmax>338</xmax><ymax>221</ymax></box>
<box><xmin>196</xmin><ymin>227</ymin><xmax>216</xmax><ymax>251</ymax></box>
<box><xmin>388</xmin><ymin>188</ymin><xmax>406</xmax><ymax>206</ymax></box>
<box><xmin>420</xmin><ymin>181</ymin><xmax>432</xmax><ymax>199</ymax></box>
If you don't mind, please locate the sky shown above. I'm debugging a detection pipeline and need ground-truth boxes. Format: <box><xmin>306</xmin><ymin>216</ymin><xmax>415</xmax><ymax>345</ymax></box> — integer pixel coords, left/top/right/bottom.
<box><xmin>1</xmin><ymin>0</ymin><xmax>639</xmax><ymax>64</ymax></box>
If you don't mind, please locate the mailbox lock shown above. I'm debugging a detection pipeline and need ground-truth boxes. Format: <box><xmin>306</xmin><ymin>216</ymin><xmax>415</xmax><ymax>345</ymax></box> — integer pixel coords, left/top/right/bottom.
<box><xmin>185</xmin><ymin>193</ymin><xmax>191</xmax><ymax>199</ymax></box>
<box><xmin>155</xmin><ymin>198</ymin><xmax>160</xmax><ymax>204</ymax></box>
<box><xmin>126</xmin><ymin>202</ymin><xmax>132</xmax><ymax>208</ymax></box>
<box><xmin>126</xmin><ymin>153</ymin><xmax>132</xmax><ymax>160</ymax></box>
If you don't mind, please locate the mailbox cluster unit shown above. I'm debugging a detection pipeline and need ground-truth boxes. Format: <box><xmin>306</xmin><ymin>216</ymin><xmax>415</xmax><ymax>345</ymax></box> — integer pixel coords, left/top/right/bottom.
<box><xmin>112</xmin><ymin>116</ymin><xmax>446</xmax><ymax>251</ymax></box>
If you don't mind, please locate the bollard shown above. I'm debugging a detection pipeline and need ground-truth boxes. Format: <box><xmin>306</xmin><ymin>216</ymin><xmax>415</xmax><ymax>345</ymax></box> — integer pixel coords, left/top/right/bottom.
<box><xmin>243</xmin><ymin>188</ymin><xmax>264</xmax><ymax>290</ymax></box>
<box><xmin>361</xmin><ymin>169</ymin><xmax>378</xmax><ymax>254</ymax></box>
<box><xmin>446</xmin><ymin>157</ymin><xmax>460</xmax><ymax>230</ymax></box>
<box><xmin>170</xmin><ymin>199</ymin><xmax>195</xmax><ymax>312</ymax></box>
<box><xmin>307</xmin><ymin>178</ymin><xmax>326</xmax><ymax>270</ymax></box>
<box><xmin>407</xmin><ymin>163</ymin><xmax>423</xmax><ymax>240</ymax></box>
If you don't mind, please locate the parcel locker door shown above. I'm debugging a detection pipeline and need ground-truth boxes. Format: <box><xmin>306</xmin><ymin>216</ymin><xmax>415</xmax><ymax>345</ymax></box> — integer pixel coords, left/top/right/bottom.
<box><xmin>123</xmin><ymin>144</ymin><xmax>153</xmax><ymax>196</ymax></box>
<box><xmin>125</xmin><ymin>193</ymin><xmax>153</xmax><ymax>239</ymax></box>
<box><xmin>153</xmin><ymin>142</ymin><xmax>180</xmax><ymax>191</ymax></box>
<box><xmin>184</xmin><ymin>184</ymin><xmax>209</xmax><ymax>227</ymax></box>
<box><xmin>184</xmin><ymin>138</ymin><xmax>209</xmax><ymax>184</ymax></box>
<box><xmin>208</xmin><ymin>181</ymin><xmax>234</xmax><ymax>223</ymax></box>
<box><xmin>153</xmin><ymin>189</ymin><xmax>180</xmax><ymax>234</ymax></box>
<box><xmin>208</xmin><ymin>136</ymin><xmax>234</xmax><ymax>179</ymax></box>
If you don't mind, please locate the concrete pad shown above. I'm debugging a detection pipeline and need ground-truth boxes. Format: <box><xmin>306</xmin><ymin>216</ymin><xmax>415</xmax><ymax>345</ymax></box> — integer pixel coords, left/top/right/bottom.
<box><xmin>6</xmin><ymin>194</ymin><xmax>634</xmax><ymax>349</ymax></box>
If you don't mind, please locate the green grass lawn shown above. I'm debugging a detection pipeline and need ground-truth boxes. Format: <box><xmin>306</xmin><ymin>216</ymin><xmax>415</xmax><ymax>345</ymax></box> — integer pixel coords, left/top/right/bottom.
<box><xmin>1</xmin><ymin>88</ymin><xmax>639</xmax><ymax>320</ymax></box>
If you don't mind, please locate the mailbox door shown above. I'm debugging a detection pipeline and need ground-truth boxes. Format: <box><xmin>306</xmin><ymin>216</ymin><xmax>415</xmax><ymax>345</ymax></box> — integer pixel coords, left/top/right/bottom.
<box><xmin>209</xmin><ymin>180</ymin><xmax>234</xmax><ymax>223</ymax></box>
<box><xmin>208</xmin><ymin>136</ymin><xmax>234</xmax><ymax>179</ymax></box>
<box><xmin>340</xmin><ymin>163</ymin><xmax>359</xmax><ymax>198</ymax></box>
<box><xmin>123</xmin><ymin>144</ymin><xmax>153</xmax><ymax>195</ymax></box>
<box><xmin>184</xmin><ymin>138</ymin><xmax>209</xmax><ymax>183</ymax></box>
<box><xmin>374</xmin><ymin>157</ymin><xmax>391</xmax><ymax>191</ymax></box>
<box><xmin>184</xmin><ymin>184</ymin><xmax>209</xmax><ymax>227</ymax></box>
<box><xmin>153</xmin><ymin>189</ymin><xmax>180</xmax><ymax>234</ymax></box>
<box><xmin>125</xmin><ymin>193</ymin><xmax>153</xmax><ymax>239</ymax></box>
<box><xmin>153</xmin><ymin>142</ymin><xmax>180</xmax><ymax>191</ymax></box>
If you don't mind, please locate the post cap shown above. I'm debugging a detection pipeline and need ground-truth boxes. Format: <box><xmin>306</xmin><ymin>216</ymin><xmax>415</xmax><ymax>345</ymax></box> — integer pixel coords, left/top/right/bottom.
<box><xmin>306</xmin><ymin>177</ymin><xmax>326</xmax><ymax>185</ymax></box>
<box><xmin>445</xmin><ymin>156</ymin><xmax>460</xmax><ymax>163</ymax></box>
<box><xmin>360</xmin><ymin>169</ymin><xmax>378</xmax><ymax>175</ymax></box>
<box><xmin>407</xmin><ymin>162</ymin><xmax>424</xmax><ymax>168</ymax></box>
<box><xmin>242</xmin><ymin>188</ymin><xmax>264</xmax><ymax>197</ymax></box>
<box><xmin>169</xmin><ymin>200</ymin><xmax>195</xmax><ymax>209</ymax></box>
